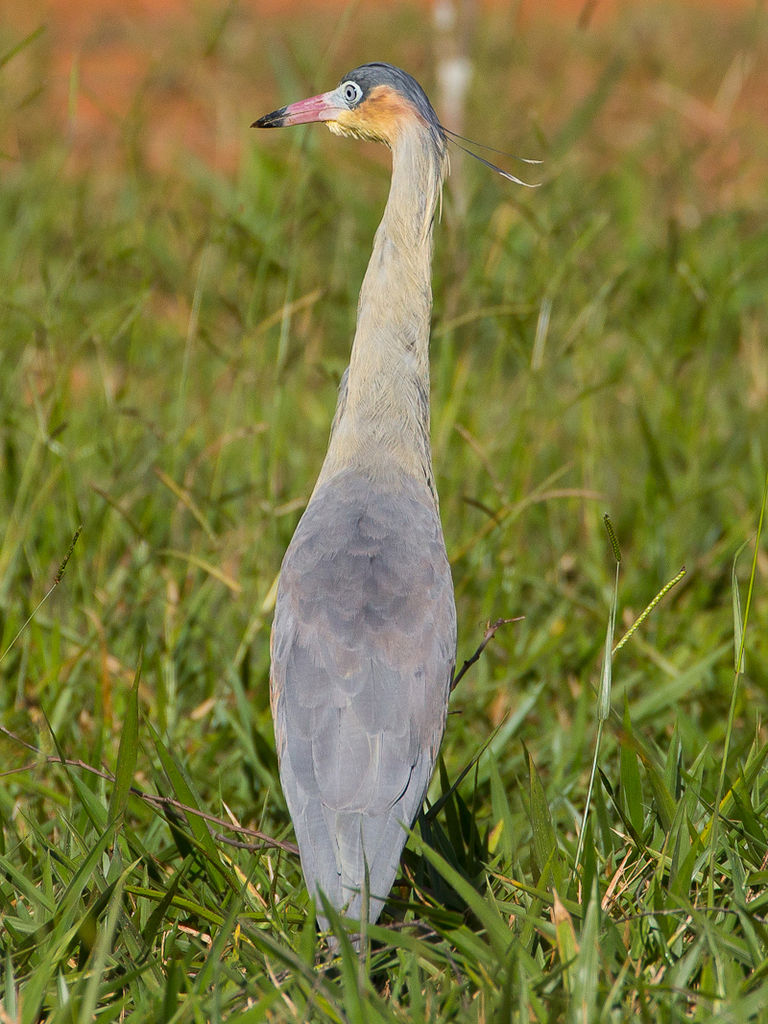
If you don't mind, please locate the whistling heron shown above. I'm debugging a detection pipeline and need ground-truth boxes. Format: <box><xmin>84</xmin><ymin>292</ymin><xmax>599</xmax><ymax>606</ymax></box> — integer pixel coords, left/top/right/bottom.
<box><xmin>255</xmin><ymin>63</ymin><xmax>457</xmax><ymax>930</ymax></box>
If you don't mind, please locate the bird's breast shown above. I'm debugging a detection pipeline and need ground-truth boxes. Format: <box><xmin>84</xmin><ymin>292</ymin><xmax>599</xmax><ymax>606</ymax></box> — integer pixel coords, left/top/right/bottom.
<box><xmin>270</xmin><ymin>467</ymin><xmax>456</xmax><ymax>809</ymax></box>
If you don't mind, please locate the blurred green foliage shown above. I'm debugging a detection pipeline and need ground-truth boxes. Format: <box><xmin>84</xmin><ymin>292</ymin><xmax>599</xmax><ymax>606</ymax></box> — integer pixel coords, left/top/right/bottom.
<box><xmin>1</xmin><ymin>3</ymin><xmax>767</xmax><ymax>1019</ymax></box>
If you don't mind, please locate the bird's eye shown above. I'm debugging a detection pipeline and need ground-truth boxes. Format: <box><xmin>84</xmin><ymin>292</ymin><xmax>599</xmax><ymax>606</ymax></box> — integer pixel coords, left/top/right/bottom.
<box><xmin>341</xmin><ymin>81</ymin><xmax>362</xmax><ymax>106</ymax></box>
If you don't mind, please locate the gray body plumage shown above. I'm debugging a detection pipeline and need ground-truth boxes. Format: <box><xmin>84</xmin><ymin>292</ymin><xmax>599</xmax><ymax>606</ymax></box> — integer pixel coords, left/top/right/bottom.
<box><xmin>267</xmin><ymin>63</ymin><xmax>456</xmax><ymax>927</ymax></box>
<box><xmin>271</xmin><ymin>469</ymin><xmax>455</xmax><ymax>920</ymax></box>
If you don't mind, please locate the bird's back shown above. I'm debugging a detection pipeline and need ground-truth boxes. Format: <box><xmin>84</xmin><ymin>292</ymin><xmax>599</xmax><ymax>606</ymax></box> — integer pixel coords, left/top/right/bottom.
<box><xmin>270</xmin><ymin>466</ymin><xmax>456</xmax><ymax>924</ymax></box>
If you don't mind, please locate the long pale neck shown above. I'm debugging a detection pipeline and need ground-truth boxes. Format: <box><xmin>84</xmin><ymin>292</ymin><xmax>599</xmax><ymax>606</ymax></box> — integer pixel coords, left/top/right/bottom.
<box><xmin>314</xmin><ymin>122</ymin><xmax>446</xmax><ymax>501</ymax></box>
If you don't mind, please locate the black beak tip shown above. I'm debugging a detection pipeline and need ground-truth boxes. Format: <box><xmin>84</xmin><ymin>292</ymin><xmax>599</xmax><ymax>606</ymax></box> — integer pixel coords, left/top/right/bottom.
<box><xmin>252</xmin><ymin>108</ymin><xmax>285</xmax><ymax>129</ymax></box>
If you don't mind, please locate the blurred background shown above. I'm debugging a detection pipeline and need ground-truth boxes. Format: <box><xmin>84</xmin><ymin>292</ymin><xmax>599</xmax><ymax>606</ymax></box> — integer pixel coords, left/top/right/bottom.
<box><xmin>3</xmin><ymin>0</ymin><xmax>765</xmax><ymax>184</ymax></box>
<box><xmin>2</xmin><ymin>0</ymin><xmax>768</xmax><ymax>1014</ymax></box>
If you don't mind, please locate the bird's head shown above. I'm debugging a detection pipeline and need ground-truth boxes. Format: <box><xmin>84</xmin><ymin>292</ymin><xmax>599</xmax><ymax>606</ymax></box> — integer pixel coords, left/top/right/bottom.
<box><xmin>253</xmin><ymin>62</ymin><xmax>444</xmax><ymax>151</ymax></box>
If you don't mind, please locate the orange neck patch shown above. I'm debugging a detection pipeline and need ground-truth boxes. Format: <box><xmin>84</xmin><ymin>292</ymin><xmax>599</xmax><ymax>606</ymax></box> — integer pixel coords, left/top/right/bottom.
<box><xmin>335</xmin><ymin>84</ymin><xmax>422</xmax><ymax>145</ymax></box>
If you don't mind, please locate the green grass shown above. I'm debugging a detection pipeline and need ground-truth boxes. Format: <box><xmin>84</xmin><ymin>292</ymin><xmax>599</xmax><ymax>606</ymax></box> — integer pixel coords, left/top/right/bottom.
<box><xmin>2</xmin><ymin>3</ymin><xmax>768</xmax><ymax>1020</ymax></box>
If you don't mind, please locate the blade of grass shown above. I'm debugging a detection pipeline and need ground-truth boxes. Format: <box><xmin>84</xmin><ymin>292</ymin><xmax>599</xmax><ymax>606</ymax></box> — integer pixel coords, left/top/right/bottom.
<box><xmin>707</xmin><ymin>472</ymin><xmax>767</xmax><ymax>904</ymax></box>
<box><xmin>108</xmin><ymin>655</ymin><xmax>141</xmax><ymax>823</ymax></box>
<box><xmin>147</xmin><ymin>721</ymin><xmax>224</xmax><ymax>874</ymax></box>
<box><xmin>407</xmin><ymin>832</ymin><xmax>512</xmax><ymax>961</ymax></box>
<box><xmin>576</xmin><ymin>515</ymin><xmax>619</xmax><ymax>875</ymax></box>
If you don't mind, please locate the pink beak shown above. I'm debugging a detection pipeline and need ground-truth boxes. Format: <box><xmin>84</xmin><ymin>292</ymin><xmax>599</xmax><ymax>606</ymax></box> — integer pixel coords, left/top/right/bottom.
<box><xmin>252</xmin><ymin>89</ymin><xmax>343</xmax><ymax>129</ymax></box>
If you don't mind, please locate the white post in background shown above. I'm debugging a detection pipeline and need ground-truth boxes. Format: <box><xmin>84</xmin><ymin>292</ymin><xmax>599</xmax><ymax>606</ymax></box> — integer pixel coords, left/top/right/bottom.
<box><xmin>433</xmin><ymin>0</ymin><xmax>476</xmax><ymax>220</ymax></box>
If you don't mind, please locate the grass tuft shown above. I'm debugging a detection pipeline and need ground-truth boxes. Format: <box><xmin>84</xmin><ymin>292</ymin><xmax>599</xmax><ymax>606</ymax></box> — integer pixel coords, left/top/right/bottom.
<box><xmin>1</xmin><ymin>2</ymin><xmax>767</xmax><ymax>1019</ymax></box>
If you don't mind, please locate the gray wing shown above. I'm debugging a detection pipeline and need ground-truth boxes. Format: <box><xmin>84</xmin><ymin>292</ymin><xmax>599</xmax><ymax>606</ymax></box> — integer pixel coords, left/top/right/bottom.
<box><xmin>270</xmin><ymin>468</ymin><xmax>456</xmax><ymax>923</ymax></box>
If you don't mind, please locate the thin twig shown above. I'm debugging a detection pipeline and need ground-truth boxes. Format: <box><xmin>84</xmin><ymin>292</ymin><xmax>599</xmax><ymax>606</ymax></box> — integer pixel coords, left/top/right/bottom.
<box><xmin>0</xmin><ymin>724</ymin><xmax>298</xmax><ymax>855</ymax></box>
<box><xmin>451</xmin><ymin>616</ymin><xmax>523</xmax><ymax>692</ymax></box>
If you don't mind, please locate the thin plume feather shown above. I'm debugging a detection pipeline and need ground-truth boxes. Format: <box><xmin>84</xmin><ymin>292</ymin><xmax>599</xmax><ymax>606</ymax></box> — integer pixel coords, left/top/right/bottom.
<box><xmin>441</xmin><ymin>125</ymin><xmax>542</xmax><ymax>164</ymax></box>
<box><xmin>441</xmin><ymin>125</ymin><xmax>542</xmax><ymax>187</ymax></box>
